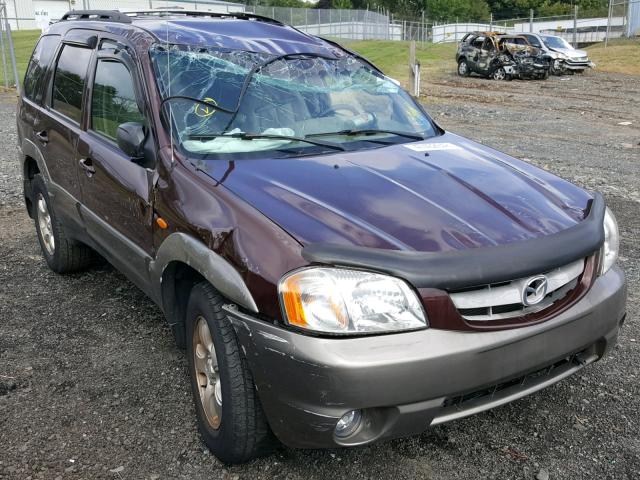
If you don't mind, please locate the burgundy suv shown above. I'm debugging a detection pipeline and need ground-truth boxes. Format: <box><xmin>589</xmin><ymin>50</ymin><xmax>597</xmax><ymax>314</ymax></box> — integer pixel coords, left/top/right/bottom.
<box><xmin>17</xmin><ymin>10</ymin><xmax>626</xmax><ymax>464</ymax></box>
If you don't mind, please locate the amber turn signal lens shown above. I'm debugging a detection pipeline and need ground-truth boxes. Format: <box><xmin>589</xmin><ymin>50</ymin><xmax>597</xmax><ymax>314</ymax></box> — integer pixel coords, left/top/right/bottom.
<box><xmin>280</xmin><ymin>277</ymin><xmax>308</xmax><ymax>328</ymax></box>
<box><xmin>156</xmin><ymin>217</ymin><xmax>169</xmax><ymax>229</ymax></box>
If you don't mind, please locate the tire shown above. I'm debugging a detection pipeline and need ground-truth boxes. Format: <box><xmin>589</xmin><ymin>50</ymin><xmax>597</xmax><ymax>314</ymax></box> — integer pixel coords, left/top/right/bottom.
<box><xmin>541</xmin><ymin>69</ymin><xmax>550</xmax><ymax>80</ymax></box>
<box><xmin>31</xmin><ymin>175</ymin><xmax>94</xmax><ymax>273</ymax></box>
<box><xmin>492</xmin><ymin>67</ymin><xmax>507</xmax><ymax>81</ymax></box>
<box><xmin>457</xmin><ymin>59</ymin><xmax>470</xmax><ymax>77</ymax></box>
<box><xmin>185</xmin><ymin>282</ymin><xmax>275</xmax><ymax>464</ymax></box>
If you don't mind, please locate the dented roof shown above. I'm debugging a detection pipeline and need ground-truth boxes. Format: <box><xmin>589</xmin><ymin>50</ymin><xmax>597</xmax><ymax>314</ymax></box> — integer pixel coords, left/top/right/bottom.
<box><xmin>137</xmin><ymin>17</ymin><xmax>345</xmax><ymax>55</ymax></box>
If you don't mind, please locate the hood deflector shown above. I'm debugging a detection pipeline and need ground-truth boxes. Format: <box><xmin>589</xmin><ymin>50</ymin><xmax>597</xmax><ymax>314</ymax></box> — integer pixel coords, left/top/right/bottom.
<box><xmin>302</xmin><ymin>193</ymin><xmax>605</xmax><ymax>290</ymax></box>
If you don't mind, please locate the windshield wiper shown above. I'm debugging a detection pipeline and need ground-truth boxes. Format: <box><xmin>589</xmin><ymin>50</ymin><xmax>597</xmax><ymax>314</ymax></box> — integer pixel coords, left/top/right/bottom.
<box><xmin>306</xmin><ymin>129</ymin><xmax>425</xmax><ymax>141</ymax></box>
<box><xmin>186</xmin><ymin>132</ymin><xmax>346</xmax><ymax>151</ymax></box>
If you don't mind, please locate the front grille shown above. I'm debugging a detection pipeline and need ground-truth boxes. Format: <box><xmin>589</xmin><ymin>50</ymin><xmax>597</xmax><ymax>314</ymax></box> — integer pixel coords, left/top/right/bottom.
<box><xmin>449</xmin><ymin>259</ymin><xmax>584</xmax><ymax>321</ymax></box>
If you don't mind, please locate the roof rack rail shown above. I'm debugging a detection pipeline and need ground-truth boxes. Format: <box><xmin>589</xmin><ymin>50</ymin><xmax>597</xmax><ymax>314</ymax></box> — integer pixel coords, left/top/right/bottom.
<box><xmin>60</xmin><ymin>10</ymin><xmax>131</xmax><ymax>23</ymax></box>
<box><xmin>60</xmin><ymin>10</ymin><xmax>132</xmax><ymax>24</ymax></box>
<box><xmin>123</xmin><ymin>10</ymin><xmax>284</xmax><ymax>26</ymax></box>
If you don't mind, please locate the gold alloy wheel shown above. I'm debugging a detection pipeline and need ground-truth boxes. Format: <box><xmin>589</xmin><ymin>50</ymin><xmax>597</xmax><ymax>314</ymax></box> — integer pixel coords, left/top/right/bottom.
<box><xmin>193</xmin><ymin>316</ymin><xmax>222</xmax><ymax>429</ymax></box>
<box><xmin>36</xmin><ymin>193</ymin><xmax>55</xmax><ymax>256</ymax></box>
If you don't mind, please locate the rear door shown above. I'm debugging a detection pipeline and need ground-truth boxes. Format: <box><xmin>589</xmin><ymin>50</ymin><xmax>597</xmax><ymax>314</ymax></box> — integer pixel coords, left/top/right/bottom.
<box><xmin>76</xmin><ymin>38</ymin><xmax>155</xmax><ymax>293</ymax></box>
<box><xmin>17</xmin><ymin>34</ymin><xmax>61</xmax><ymax>205</ymax></box>
<box><xmin>39</xmin><ymin>32</ymin><xmax>96</xmax><ymax>231</ymax></box>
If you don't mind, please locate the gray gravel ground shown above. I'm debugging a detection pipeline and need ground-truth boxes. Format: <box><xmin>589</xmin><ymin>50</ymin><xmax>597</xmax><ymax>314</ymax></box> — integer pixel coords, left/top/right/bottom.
<box><xmin>0</xmin><ymin>70</ymin><xmax>639</xmax><ymax>480</ymax></box>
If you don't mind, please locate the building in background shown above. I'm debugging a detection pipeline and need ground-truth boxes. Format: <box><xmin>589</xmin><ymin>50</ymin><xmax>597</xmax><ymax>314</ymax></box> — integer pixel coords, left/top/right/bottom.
<box><xmin>5</xmin><ymin>0</ymin><xmax>245</xmax><ymax>30</ymax></box>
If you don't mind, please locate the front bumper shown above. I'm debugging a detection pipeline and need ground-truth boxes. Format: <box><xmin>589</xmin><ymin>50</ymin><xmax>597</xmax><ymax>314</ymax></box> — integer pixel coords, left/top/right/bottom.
<box><xmin>563</xmin><ymin>59</ymin><xmax>595</xmax><ymax>70</ymax></box>
<box><xmin>228</xmin><ymin>266</ymin><xmax>626</xmax><ymax>449</ymax></box>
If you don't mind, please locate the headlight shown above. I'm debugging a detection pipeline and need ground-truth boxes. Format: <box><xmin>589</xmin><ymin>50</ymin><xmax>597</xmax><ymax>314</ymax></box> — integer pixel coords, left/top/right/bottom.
<box><xmin>278</xmin><ymin>267</ymin><xmax>427</xmax><ymax>334</ymax></box>
<box><xmin>600</xmin><ymin>207</ymin><xmax>620</xmax><ymax>275</ymax></box>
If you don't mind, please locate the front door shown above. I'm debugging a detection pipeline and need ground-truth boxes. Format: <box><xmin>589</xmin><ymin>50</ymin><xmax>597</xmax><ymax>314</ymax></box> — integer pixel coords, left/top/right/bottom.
<box><xmin>77</xmin><ymin>40</ymin><xmax>155</xmax><ymax>293</ymax></box>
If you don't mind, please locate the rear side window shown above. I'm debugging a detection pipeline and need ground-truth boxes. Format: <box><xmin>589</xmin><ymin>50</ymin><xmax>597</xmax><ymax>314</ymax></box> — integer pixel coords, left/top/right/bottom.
<box><xmin>52</xmin><ymin>45</ymin><xmax>93</xmax><ymax>123</ymax></box>
<box><xmin>23</xmin><ymin>35</ymin><xmax>60</xmax><ymax>103</ymax></box>
<box><xmin>91</xmin><ymin>60</ymin><xmax>145</xmax><ymax>140</ymax></box>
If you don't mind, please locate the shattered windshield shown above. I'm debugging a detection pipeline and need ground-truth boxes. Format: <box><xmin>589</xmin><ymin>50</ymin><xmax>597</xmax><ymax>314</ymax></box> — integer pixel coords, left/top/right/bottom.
<box><xmin>151</xmin><ymin>44</ymin><xmax>436</xmax><ymax>158</ymax></box>
<box><xmin>541</xmin><ymin>36</ymin><xmax>572</xmax><ymax>50</ymax></box>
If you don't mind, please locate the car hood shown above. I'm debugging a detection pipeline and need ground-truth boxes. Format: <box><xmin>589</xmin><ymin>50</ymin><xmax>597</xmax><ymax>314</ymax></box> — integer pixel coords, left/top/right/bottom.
<box><xmin>201</xmin><ymin>132</ymin><xmax>593</xmax><ymax>253</ymax></box>
<box><xmin>549</xmin><ymin>47</ymin><xmax>589</xmax><ymax>59</ymax></box>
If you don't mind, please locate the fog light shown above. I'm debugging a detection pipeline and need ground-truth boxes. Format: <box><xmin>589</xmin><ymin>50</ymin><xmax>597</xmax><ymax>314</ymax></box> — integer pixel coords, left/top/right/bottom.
<box><xmin>335</xmin><ymin>410</ymin><xmax>362</xmax><ymax>438</ymax></box>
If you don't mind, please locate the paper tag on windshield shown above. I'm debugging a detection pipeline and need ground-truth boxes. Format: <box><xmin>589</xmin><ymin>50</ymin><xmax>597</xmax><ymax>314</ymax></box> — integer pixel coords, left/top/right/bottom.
<box><xmin>404</xmin><ymin>142</ymin><xmax>462</xmax><ymax>152</ymax></box>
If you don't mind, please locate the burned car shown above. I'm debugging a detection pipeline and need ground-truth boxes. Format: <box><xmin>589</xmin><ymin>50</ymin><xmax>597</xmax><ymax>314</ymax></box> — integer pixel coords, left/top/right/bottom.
<box><xmin>457</xmin><ymin>32</ymin><xmax>551</xmax><ymax>80</ymax></box>
<box><xmin>520</xmin><ymin>33</ymin><xmax>595</xmax><ymax>75</ymax></box>
<box><xmin>18</xmin><ymin>10</ymin><xmax>626</xmax><ymax>464</ymax></box>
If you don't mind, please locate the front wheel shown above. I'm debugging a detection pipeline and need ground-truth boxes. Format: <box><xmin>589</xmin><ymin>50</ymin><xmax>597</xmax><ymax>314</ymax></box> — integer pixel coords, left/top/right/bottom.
<box><xmin>550</xmin><ymin>60</ymin><xmax>562</xmax><ymax>75</ymax></box>
<box><xmin>457</xmin><ymin>59</ymin><xmax>470</xmax><ymax>77</ymax></box>
<box><xmin>185</xmin><ymin>282</ymin><xmax>275</xmax><ymax>464</ymax></box>
<box><xmin>492</xmin><ymin>67</ymin><xmax>507</xmax><ymax>81</ymax></box>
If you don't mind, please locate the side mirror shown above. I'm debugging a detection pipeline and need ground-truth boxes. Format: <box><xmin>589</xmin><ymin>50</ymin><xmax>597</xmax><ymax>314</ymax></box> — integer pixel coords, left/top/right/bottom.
<box><xmin>116</xmin><ymin>122</ymin><xmax>146</xmax><ymax>160</ymax></box>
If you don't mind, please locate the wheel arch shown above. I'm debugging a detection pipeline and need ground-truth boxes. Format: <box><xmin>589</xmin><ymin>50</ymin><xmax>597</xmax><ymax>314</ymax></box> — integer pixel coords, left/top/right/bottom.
<box><xmin>150</xmin><ymin>232</ymin><xmax>259</xmax><ymax>348</ymax></box>
<box><xmin>23</xmin><ymin>155</ymin><xmax>40</xmax><ymax>217</ymax></box>
<box><xmin>20</xmin><ymin>139</ymin><xmax>49</xmax><ymax>218</ymax></box>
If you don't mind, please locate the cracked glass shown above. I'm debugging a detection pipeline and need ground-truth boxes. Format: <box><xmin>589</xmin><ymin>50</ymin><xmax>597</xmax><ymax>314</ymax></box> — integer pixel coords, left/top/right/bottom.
<box><xmin>151</xmin><ymin>44</ymin><xmax>436</xmax><ymax>158</ymax></box>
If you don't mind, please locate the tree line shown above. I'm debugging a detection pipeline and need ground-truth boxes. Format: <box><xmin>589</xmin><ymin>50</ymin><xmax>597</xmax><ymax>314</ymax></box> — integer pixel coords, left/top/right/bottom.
<box><xmin>251</xmin><ymin>0</ymin><xmax>610</xmax><ymax>21</ymax></box>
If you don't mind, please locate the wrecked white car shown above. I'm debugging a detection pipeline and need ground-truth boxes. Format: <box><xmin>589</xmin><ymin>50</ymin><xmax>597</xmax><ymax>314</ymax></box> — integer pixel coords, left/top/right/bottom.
<box><xmin>521</xmin><ymin>33</ymin><xmax>595</xmax><ymax>75</ymax></box>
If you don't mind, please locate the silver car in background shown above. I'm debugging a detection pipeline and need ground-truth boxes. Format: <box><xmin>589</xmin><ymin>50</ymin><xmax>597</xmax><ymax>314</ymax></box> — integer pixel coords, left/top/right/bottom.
<box><xmin>521</xmin><ymin>33</ymin><xmax>595</xmax><ymax>75</ymax></box>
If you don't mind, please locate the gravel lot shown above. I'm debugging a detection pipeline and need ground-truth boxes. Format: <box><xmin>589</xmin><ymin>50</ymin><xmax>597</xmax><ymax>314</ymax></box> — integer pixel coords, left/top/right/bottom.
<box><xmin>1</xmin><ymin>71</ymin><xmax>639</xmax><ymax>480</ymax></box>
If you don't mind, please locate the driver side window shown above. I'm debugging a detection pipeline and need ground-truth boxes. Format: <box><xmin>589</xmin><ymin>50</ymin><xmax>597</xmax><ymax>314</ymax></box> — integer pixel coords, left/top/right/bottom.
<box><xmin>91</xmin><ymin>59</ymin><xmax>145</xmax><ymax>141</ymax></box>
<box><xmin>472</xmin><ymin>36</ymin><xmax>485</xmax><ymax>49</ymax></box>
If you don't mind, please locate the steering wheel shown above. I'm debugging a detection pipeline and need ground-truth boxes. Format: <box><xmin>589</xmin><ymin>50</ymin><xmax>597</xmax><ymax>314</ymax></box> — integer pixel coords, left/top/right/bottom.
<box><xmin>319</xmin><ymin>103</ymin><xmax>360</xmax><ymax>118</ymax></box>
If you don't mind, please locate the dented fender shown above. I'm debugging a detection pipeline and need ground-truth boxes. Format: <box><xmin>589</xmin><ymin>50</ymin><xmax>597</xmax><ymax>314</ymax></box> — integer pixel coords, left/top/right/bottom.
<box><xmin>150</xmin><ymin>232</ymin><xmax>259</xmax><ymax>312</ymax></box>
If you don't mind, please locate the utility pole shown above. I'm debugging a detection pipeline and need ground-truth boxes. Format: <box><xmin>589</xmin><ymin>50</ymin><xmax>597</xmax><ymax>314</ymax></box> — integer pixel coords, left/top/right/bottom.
<box><xmin>605</xmin><ymin>0</ymin><xmax>613</xmax><ymax>48</ymax></box>
<box><xmin>573</xmin><ymin>5</ymin><xmax>578</xmax><ymax>47</ymax></box>
<box><xmin>0</xmin><ymin>13</ymin><xmax>8</xmax><ymax>89</ymax></box>
<box><xmin>489</xmin><ymin>12</ymin><xmax>493</xmax><ymax>31</ymax></box>
<box><xmin>0</xmin><ymin>2</ymin><xmax>19</xmax><ymax>92</ymax></box>
<box><xmin>529</xmin><ymin>9</ymin><xmax>534</xmax><ymax>32</ymax></box>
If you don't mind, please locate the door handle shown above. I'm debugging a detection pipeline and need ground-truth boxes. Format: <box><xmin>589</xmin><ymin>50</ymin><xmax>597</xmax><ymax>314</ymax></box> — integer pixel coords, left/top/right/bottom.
<box><xmin>79</xmin><ymin>157</ymin><xmax>96</xmax><ymax>177</ymax></box>
<box><xmin>35</xmin><ymin>130</ymin><xmax>48</xmax><ymax>144</ymax></box>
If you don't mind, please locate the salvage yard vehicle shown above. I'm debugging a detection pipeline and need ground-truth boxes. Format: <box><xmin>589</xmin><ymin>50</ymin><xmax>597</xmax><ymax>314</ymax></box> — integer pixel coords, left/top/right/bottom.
<box><xmin>18</xmin><ymin>9</ymin><xmax>626</xmax><ymax>464</ymax></box>
<box><xmin>457</xmin><ymin>32</ymin><xmax>551</xmax><ymax>80</ymax></box>
<box><xmin>520</xmin><ymin>33</ymin><xmax>595</xmax><ymax>75</ymax></box>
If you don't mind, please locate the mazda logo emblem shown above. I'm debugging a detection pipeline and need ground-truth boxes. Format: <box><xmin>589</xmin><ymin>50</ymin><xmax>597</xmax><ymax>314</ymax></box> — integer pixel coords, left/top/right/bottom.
<box><xmin>522</xmin><ymin>275</ymin><xmax>548</xmax><ymax>306</ymax></box>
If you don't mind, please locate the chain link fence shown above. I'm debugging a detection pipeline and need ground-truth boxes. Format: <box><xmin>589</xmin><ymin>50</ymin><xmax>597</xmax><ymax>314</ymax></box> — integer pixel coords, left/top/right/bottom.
<box><xmin>0</xmin><ymin>2</ymin><xmax>20</xmax><ymax>90</ymax></box>
<box><xmin>2</xmin><ymin>0</ymin><xmax>638</xmax><ymax>47</ymax></box>
<box><xmin>245</xmin><ymin>5</ymin><xmax>394</xmax><ymax>40</ymax></box>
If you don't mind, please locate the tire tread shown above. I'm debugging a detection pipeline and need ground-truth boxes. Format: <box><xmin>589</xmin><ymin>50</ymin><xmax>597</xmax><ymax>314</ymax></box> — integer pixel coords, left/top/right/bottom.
<box><xmin>187</xmin><ymin>282</ymin><xmax>275</xmax><ymax>464</ymax></box>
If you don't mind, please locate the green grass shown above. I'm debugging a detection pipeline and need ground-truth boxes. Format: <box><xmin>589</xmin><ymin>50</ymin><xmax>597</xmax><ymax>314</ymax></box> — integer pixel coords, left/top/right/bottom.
<box><xmin>586</xmin><ymin>38</ymin><xmax>640</xmax><ymax>76</ymax></box>
<box><xmin>0</xmin><ymin>29</ymin><xmax>40</xmax><ymax>88</ymax></box>
<box><xmin>343</xmin><ymin>40</ymin><xmax>457</xmax><ymax>86</ymax></box>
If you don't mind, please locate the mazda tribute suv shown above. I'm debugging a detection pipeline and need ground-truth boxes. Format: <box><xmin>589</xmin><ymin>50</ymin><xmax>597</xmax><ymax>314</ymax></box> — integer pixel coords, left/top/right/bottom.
<box><xmin>17</xmin><ymin>9</ymin><xmax>626</xmax><ymax>464</ymax></box>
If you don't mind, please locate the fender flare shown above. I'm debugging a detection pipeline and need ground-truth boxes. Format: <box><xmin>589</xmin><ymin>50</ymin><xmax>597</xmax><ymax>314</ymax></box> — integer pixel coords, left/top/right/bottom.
<box><xmin>149</xmin><ymin>232</ymin><xmax>259</xmax><ymax>314</ymax></box>
<box><xmin>20</xmin><ymin>138</ymin><xmax>51</xmax><ymax>182</ymax></box>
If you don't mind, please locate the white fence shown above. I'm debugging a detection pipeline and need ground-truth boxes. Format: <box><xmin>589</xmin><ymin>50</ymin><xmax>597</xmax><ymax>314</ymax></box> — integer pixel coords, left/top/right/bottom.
<box><xmin>432</xmin><ymin>16</ymin><xmax>629</xmax><ymax>44</ymax></box>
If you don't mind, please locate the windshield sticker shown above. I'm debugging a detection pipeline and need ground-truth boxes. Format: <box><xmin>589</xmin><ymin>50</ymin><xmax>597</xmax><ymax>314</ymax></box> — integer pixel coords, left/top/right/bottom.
<box><xmin>404</xmin><ymin>142</ymin><xmax>462</xmax><ymax>152</ymax></box>
<box><xmin>194</xmin><ymin>98</ymin><xmax>218</xmax><ymax>118</ymax></box>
